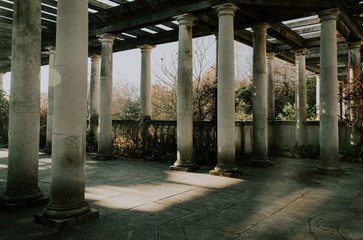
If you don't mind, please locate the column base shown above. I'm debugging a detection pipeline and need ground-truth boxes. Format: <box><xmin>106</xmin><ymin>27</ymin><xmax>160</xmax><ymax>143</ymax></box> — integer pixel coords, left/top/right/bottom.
<box><xmin>250</xmin><ymin>157</ymin><xmax>273</xmax><ymax>167</ymax></box>
<box><xmin>42</xmin><ymin>147</ymin><xmax>52</xmax><ymax>154</ymax></box>
<box><xmin>1</xmin><ymin>189</ymin><xmax>46</xmax><ymax>207</ymax></box>
<box><xmin>92</xmin><ymin>153</ymin><xmax>116</xmax><ymax>161</ymax></box>
<box><xmin>35</xmin><ymin>208</ymin><xmax>99</xmax><ymax>229</ymax></box>
<box><xmin>317</xmin><ymin>164</ymin><xmax>344</xmax><ymax>176</ymax></box>
<box><xmin>1</xmin><ymin>196</ymin><xmax>49</xmax><ymax>208</ymax></box>
<box><xmin>209</xmin><ymin>164</ymin><xmax>242</xmax><ymax>178</ymax></box>
<box><xmin>169</xmin><ymin>165</ymin><xmax>200</xmax><ymax>172</ymax></box>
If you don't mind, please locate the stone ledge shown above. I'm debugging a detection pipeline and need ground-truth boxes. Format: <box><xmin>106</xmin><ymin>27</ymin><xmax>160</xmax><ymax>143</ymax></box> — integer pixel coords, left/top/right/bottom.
<box><xmin>209</xmin><ymin>170</ymin><xmax>242</xmax><ymax>178</ymax></box>
<box><xmin>169</xmin><ymin>165</ymin><xmax>200</xmax><ymax>172</ymax></box>
<box><xmin>0</xmin><ymin>197</ymin><xmax>49</xmax><ymax>209</ymax></box>
<box><xmin>35</xmin><ymin>209</ymin><xmax>99</xmax><ymax>229</ymax></box>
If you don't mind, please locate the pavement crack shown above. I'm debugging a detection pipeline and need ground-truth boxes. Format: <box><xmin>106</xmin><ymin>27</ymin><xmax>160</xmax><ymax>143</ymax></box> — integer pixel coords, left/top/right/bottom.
<box><xmin>345</xmin><ymin>190</ymin><xmax>362</xmax><ymax>209</ymax></box>
<box><xmin>182</xmin><ymin>226</ymin><xmax>188</xmax><ymax>240</ymax></box>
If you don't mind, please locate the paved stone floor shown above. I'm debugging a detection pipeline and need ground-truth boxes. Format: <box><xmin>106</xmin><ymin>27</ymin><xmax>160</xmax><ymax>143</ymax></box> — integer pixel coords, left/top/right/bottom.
<box><xmin>0</xmin><ymin>149</ymin><xmax>362</xmax><ymax>240</ymax></box>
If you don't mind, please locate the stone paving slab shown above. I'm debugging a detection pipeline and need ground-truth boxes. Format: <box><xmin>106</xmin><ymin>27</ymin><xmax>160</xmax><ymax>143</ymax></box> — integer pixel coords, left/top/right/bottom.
<box><xmin>0</xmin><ymin>149</ymin><xmax>363</xmax><ymax>240</ymax></box>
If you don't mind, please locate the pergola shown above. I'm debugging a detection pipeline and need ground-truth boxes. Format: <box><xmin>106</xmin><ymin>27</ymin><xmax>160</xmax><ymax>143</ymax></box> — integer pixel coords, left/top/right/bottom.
<box><xmin>0</xmin><ymin>0</ymin><xmax>362</xmax><ymax>77</ymax></box>
<box><xmin>0</xmin><ymin>0</ymin><xmax>362</xmax><ymax>227</ymax></box>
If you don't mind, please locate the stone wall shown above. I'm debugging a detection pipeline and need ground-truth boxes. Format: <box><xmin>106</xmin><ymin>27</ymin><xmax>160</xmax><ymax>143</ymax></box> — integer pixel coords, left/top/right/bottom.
<box><xmin>112</xmin><ymin>120</ymin><xmax>351</xmax><ymax>158</ymax></box>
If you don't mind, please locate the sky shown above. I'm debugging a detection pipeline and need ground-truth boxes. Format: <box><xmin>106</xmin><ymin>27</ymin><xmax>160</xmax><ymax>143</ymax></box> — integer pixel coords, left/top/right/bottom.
<box><xmin>2</xmin><ymin>35</ymin><xmax>252</xmax><ymax>96</ymax></box>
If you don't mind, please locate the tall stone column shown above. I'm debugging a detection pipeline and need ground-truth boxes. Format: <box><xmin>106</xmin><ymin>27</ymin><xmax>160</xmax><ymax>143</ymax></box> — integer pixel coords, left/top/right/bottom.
<box><xmin>89</xmin><ymin>54</ymin><xmax>101</xmax><ymax>140</ymax></box>
<box><xmin>347</xmin><ymin>42</ymin><xmax>361</xmax><ymax>147</ymax></box>
<box><xmin>251</xmin><ymin>23</ymin><xmax>272</xmax><ymax>166</ymax></box>
<box><xmin>295</xmin><ymin>49</ymin><xmax>308</xmax><ymax>146</ymax></box>
<box><xmin>43</xmin><ymin>46</ymin><xmax>56</xmax><ymax>153</ymax></box>
<box><xmin>95</xmin><ymin>33</ymin><xmax>116</xmax><ymax>160</ymax></box>
<box><xmin>170</xmin><ymin>14</ymin><xmax>198</xmax><ymax>172</ymax></box>
<box><xmin>0</xmin><ymin>72</ymin><xmax>5</xmax><ymax>90</ymax></box>
<box><xmin>317</xmin><ymin>9</ymin><xmax>343</xmax><ymax>174</ymax></box>
<box><xmin>139</xmin><ymin>45</ymin><xmax>155</xmax><ymax>121</ymax></box>
<box><xmin>316</xmin><ymin>74</ymin><xmax>320</xmax><ymax>119</ymax></box>
<box><xmin>1</xmin><ymin>0</ymin><xmax>45</xmax><ymax>206</ymax></box>
<box><xmin>38</xmin><ymin>0</ymin><xmax>98</xmax><ymax>223</ymax></box>
<box><xmin>210</xmin><ymin>3</ymin><xmax>239</xmax><ymax>177</ymax></box>
<box><xmin>266</xmin><ymin>52</ymin><xmax>275</xmax><ymax>120</ymax></box>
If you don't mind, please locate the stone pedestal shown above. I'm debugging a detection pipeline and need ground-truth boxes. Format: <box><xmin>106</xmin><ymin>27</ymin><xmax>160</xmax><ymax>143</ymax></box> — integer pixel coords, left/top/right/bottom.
<box><xmin>295</xmin><ymin>49</ymin><xmax>308</xmax><ymax>147</ymax></box>
<box><xmin>317</xmin><ymin>9</ymin><xmax>343</xmax><ymax>175</ymax></box>
<box><xmin>170</xmin><ymin>13</ymin><xmax>198</xmax><ymax>172</ymax></box>
<box><xmin>95</xmin><ymin>33</ymin><xmax>117</xmax><ymax>161</ymax></box>
<box><xmin>1</xmin><ymin>0</ymin><xmax>45</xmax><ymax>206</ymax></box>
<box><xmin>89</xmin><ymin>54</ymin><xmax>101</xmax><ymax>140</ymax></box>
<box><xmin>39</xmin><ymin>0</ymin><xmax>98</xmax><ymax>224</ymax></box>
<box><xmin>266</xmin><ymin>52</ymin><xmax>275</xmax><ymax>120</ymax></box>
<box><xmin>210</xmin><ymin>3</ymin><xmax>240</xmax><ymax>177</ymax></box>
<box><xmin>251</xmin><ymin>23</ymin><xmax>272</xmax><ymax>167</ymax></box>
<box><xmin>43</xmin><ymin>46</ymin><xmax>56</xmax><ymax>153</ymax></box>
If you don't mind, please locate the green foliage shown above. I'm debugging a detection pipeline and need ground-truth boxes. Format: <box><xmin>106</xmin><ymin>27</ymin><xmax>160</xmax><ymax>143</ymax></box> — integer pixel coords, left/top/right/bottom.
<box><xmin>340</xmin><ymin>146</ymin><xmax>362</xmax><ymax>163</ymax></box>
<box><xmin>276</xmin><ymin>102</ymin><xmax>295</xmax><ymax>120</ymax></box>
<box><xmin>118</xmin><ymin>99</ymin><xmax>140</xmax><ymax>120</ymax></box>
<box><xmin>273</xmin><ymin>144</ymin><xmax>320</xmax><ymax>159</ymax></box>
<box><xmin>235</xmin><ymin>82</ymin><xmax>253</xmax><ymax>120</ymax></box>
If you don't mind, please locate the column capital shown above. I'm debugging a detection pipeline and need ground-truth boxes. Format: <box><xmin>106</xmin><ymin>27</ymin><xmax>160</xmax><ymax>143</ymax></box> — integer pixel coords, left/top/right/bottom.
<box><xmin>213</xmin><ymin>3</ymin><xmax>239</xmax><ymax>17</ymax></box>
<box><xmin>266</xmin><ymin>52</ymin><xmax>275</xmax><ymax>59</ymax></box>
<box><xmin>174</xmin><ymin>13</ymin><xmax>198</xmax><ymax>26</ymax></box>
<box><xmin>98</xmin><ymin>33</ymin><xmax>117</xmax><ymax>44</ymax></box>
<box><xmin>251</xmin><ymin>22</ymin><xmax>270</xmax><ymax>32</ymax></box>
<box><xmin>138</xmin><ymin>44</ymin><xmax>155</xmax><ymax>52</ymax></box>
<box><xmin>90</xmin><ymin>54</ymin><xmax>101</xmax><ymax>61</ymax></box>
<box><xmin>46</xmin><ymin>46</ymin><xmax>56</xmax><ymax>54</ymax></box>
<box><xmin>347</xmin><ymin>41</ymin><xmax>362</xmax><ymax>50</ymax></box>
<box><xmin>318</xmin><ymin>8</ymin><xmax>339</xmax><ymax>22</ymax></box>
<box><xmin>293</xmin><ymin>48</ymin><xmax>309</xmax><ymax>56</ymax></box>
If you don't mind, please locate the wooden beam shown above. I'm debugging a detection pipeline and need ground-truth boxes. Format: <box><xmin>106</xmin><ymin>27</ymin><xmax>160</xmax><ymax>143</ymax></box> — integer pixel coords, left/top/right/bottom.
<box><xmin>338</xmin><ymin>0</ymin><xmax>363</xmax><ymax>40</ymax></box>
<box><xmin>93</xmin><ymin>0</ymin><xmax>219</xmax><ymax>36</ymax></box>
<box><xmin>268</xmin><ymin>22</ymin><xmax>306</xmax><ymax>48</ymax></box>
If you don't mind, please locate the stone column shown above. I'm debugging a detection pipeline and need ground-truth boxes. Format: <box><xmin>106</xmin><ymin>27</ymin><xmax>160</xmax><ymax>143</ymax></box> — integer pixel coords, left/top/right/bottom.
<box><xmin>89</xmin><ymin>54</ymin><xmax>101</xmax><ymax>140</ymax></box>
<box><xmin>0</xmin><ymin>72</ymin><xmax>5</xmax><ymax>90</ymax></box>
<box><xmin>170</xmin><ymin>13</ymin><xmax>198</xmax><ymax>172</ymax></box>
<box><xmin>95</xmin><ymin>33</ymin><xmax>116</xmax><ymax>160</ymax></box>
<box><xmin>1</xmin><ymin>0</ymin><xmax>45</xmax><ymax>206</ymax></box>
<box><xmin>317</xmin><ymin>9</ymin><xmax>343</xmax><ymax>174</ymax></box>
<box><xmin>266</xmin><ymin>52</ymin><xmax>275</xmax><ymax>120</ymax></box>
<box><xmin>43</xmin><ymin>46</ymin><xmax>56</xmax><ymax>153</ymax></box>
<box><xmin>251</xmin><ymin>23</ymin><xmax>272</xmax><ymax>166</ymax></box>
<box><xmin>316</xmin><ymin>74</ymin><xmax>320</xmax><ymax>119</ymax></box>
<box><xmin>347</xmin><ymin>42</ymin><xmax>361</xmax><ymax>147</ymax></box>
<box><xmin>210</xmin><ymin>3</ymin><xmax>239</xmax><ymax>177</ymax></box>
<box><xmin>295</xmin><ymin>49</ymin><xmax>308</xmax><ymax>147</ymax></box>
<box><xmin>139</xmin><ymin>45</ymin><xmax>155</xmax><ymax>121</ymax></box>
<box><xmin>39</xmin><ymin>0</ymin><xmax>98</xmax><ymax>222</ymax></box>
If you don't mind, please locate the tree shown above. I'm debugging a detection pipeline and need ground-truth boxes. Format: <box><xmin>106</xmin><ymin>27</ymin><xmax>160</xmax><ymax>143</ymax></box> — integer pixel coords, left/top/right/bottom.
<box><xmin>112</xmin><ymin>81</ymin><xmax>140</xmax><ymax>120</ymax></box>
<box><xmin>0</xmin><ymin>90</ymin><xmax>9</xmax><ymax>144</ymax></box>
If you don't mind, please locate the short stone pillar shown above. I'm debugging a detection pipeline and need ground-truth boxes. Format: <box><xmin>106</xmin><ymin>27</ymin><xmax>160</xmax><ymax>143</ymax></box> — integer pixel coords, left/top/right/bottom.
<box><xmin>0</xmin><ymin>72</ymin><xmax>5</xmax><ymax>90</ymax></box>
<box><xmin>37</xmin><ymin>0</ymin><xmax>98</xmax><ymax>225</ymax></box>
<box><xmin>170</xmin><ymin>13</ymin><xmax>198</xmax><ymax>172</ymax></box>
<box><xmin>43</xmin><ymin>46</ymin><xmax>56</xmax><ymax>153</ymax></box>
<box><xmin>317</xmin><ymin>9</ymin><xmax>343</xmax><ymax>174</ymax></box>
<box><xmin>89</xmin><ymin>54</ymin><xmax>101</xmax><ymax>140</ymax></box>
<box><xmin>210</xmin><ymin>3</ymin><xmax>240</xmax><ymax>177</ymax></box>
<box><xmin>266</xmin><ymin>52</ymin><xmax>275</xmax><ymax>120</ymax></box>
<box><xmin>251</xmin><ymin>23</ymin><xmax>272</xmax><ymax>166</ymax></box>
<box><xmin>294</xmin><ymin>49</ymin><xmax>308</xmax><ymax>147</ymax></box>
<box><xmin>1</xmin><ymin>0</ymin><xmax>45</xmax><ymax>206</ymax></box>
<box><xmin>95</xmin><ymin>33</ymin><xmax>117</xmax><ymax>160</ymax></box>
